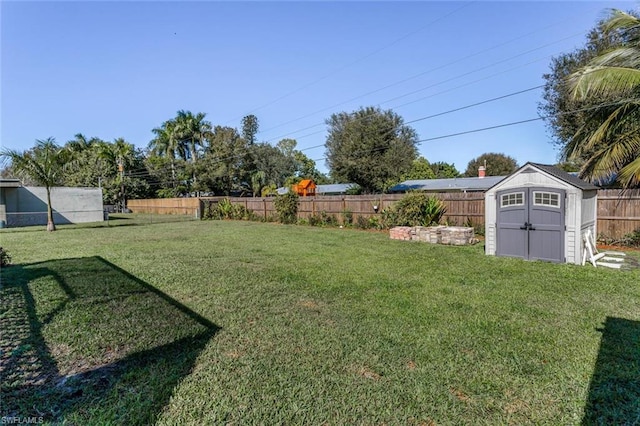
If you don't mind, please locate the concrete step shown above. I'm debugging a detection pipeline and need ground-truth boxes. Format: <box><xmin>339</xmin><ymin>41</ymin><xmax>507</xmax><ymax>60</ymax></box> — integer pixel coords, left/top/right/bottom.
<box><xmin>596</xmin><ymin>261</ymin><xmax>623</xmax><ymax>269</ymax></box>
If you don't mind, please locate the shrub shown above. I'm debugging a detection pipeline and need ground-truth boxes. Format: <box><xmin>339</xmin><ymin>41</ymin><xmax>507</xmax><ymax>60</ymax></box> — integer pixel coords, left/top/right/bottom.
<box><xmin>464</xmin><ymin>217</ymin><xmax>485</xmax><ymax>236</ymax></box>
<box><xmin>355</xmin><ymin>215</ymin><xmax>369</xmax><ymax>229</ymax></box>
<box><xmin>265</xmin><ymin>214</ymin><xmax>278</xmax><ymax>223</ymax></box>
<box><xmin>380</xmin><ymin>207</ymin><xmax>398</xmax><ymax>229</ymax></box>
<box><xmin>308</xmin><ymin>214</ymin><xmax>322</xmax><ymax>227</ymax></box>
<box><xmin>599</xmin><ymin>228</ymin><xmax>640</xmax><ymax>247</ymax></box>
<box><xmin>1</xmin><ymin>247</ymin><xmax>11</xmax><ymax>267</ymax></box>
<box><xmin>308</xmin><ymin>211</ymin><xmax>338</xmax><ymax>227</ymax></box>
<box><xmin>321</xmin><ymin>211</ymin><xmax>338</xmax><ymax>227</ymax></box>
<box><xmin>385</xmin><ymin>193</ymin><xmax>446</xmax><ymax>227</ymax></box>
<box><xmin>341</xmin><ymin>209</ymin><xmax>353</xmax><ymax>227</ymax></box>
<box><xmin>203</xmin><ymin>198</ymin><xmax>256</xmax><ymax>221</ymax></box>
<box><xmin>274</xmin><ymin>192</ymin><xmax>299</xmax><ymax>224</ymax></box>
<box><xmin>620</xmin><ymin>228</ymin><xmax>640</xmax><ymax>247</ymax></box>
<box><xmin>368</xmin><ymin>216</ymin><xmax>383</xmax><ymax>230</ymax></box>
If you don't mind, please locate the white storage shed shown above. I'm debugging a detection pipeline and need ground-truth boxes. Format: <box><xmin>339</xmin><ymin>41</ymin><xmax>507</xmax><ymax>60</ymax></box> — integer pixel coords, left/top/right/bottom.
<box><xmin>485</xmin><ymin>163</ymin><xmax>598</xmax><ymax>264</ymax></box>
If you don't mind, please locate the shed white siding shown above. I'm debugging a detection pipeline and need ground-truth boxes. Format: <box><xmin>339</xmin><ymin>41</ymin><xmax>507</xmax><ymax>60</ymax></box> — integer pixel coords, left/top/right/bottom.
<box><xmin>485</xmin><ymin>192</ymin><xmax>497</xmax><ymax>255</ymax></box>
<box><xmin>485</xmin><ymin>163</ymin><xmax>598</xmax><ymax>265</ymax></box>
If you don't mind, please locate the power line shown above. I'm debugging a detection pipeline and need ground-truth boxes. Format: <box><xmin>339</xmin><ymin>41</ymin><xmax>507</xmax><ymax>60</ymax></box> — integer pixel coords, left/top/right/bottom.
<box><xmin>264</xmin><ymin>54</ymin><xmax>552</xmax><ymax>144</ymax></box>
<box><xmin>192</xmin><ymin>84</ymin><xmax>550</xmax><ymax>168</ymax></box>
<box><xmin>258</xmin><ymin>30</ymin><xmax>584</xmax><ymax>138</ymax></box>
<box><xmin>388</xmin><ymin>54</ymin><xmax>552</xmax><ymax>111</ymax></box>
<box><xmin>228</xmin><ymin>5</ymin><xmax>600</xmax><ymax>134</ymax></box>
<box><xmin>113</xmin><ymin>98</ymin><xmax>633</xmax><ymax>193</ymax></box>
<box><xmin>266</xmin><ymin>49</ymin><xmax>610</xmax><ymax>147</ymax></box>
<box><xmin>308</xmin><ymin>98</ymin><xmax>635</xmax><ymax>165</ymax></box>
<box><xmin>404</xmin><ymin>85</ymin><xmax>544</xmax><ymax>125</ymax></box>
<box><xmin>151</xmin><ymin>92</ymin><xmax>630</xmax><ymax>176</ymax></box>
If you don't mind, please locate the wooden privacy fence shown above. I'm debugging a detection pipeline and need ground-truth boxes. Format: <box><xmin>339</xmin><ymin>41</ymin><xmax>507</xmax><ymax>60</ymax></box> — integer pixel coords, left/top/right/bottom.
<box><xmin>127</xmin><ymin>198</ymin><xmax>200</xmax><ymax>217</ymax></box>
<box><xmin>127</xmin><ymin>189</ymin><xmax>640</xmax><ymax>239</ymax></box>
<box><xmin>197</xmin><ymin>193</ymin><xmax>486</xmax><ymax>227</ymax></box>
<box><xmin>597</xmin><ymin>189</ymin><xmax>640</xmax><ymax>240</ymax></box>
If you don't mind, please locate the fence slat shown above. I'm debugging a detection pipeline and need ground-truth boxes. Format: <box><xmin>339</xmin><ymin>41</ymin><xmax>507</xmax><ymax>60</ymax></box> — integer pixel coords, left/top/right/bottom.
<box><xmin>128</xmin><ymin>189</ymin><xmax>640</xmax><ymax>239</ymax></box>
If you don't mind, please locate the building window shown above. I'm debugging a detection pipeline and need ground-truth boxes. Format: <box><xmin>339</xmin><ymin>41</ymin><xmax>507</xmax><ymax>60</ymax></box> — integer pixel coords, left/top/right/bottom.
<box><xmin>533</xmin><ymin>191</ymin><xmax>560</xmax><ymax>207</ymax></box>
<box><xmin>501</xmin><ymin>192</ymin><xmax>524</xmax><ymax>207</ymax></box>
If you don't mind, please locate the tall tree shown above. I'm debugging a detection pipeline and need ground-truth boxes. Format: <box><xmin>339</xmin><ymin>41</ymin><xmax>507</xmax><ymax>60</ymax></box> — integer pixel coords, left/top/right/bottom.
<box><xmin>241</xmin><ymin>115</ymin><xmax>259</xmax><ymax>145</ymax></box>
<box><xmin>66</xmin><ymin>133</ymin><xmax>100</xmax><ymax>154</ymax></box>
<box><xmin>401</xmin><ymin>156</ymin><xmax>436</xmax><ymax>180</ymax></box>
<box><xmin>249</xmin><ymin>142</ymin><xmax>294</xmax><ymax>190</ymax></box>
<box><xmin>325</xmin><ymin>106</ymin><xmax>418</xmax><ymax>193</ymax></box>
<box><xmin>293</xmin><ymin>150</ymin><xmax>329</xmax><ymax>183</ymax></box>
<box><xmin>63</xmin><ymin>135</ymin><xmax>107</xmax><ymax>188</ymax></box>
<box><xmin>174</xmin><ymin>110</ymin><xmax>212</xmax><ymax>163</ymax></box>
<box><xmin>464</xmin><ymin>153</ymin><xmax>518</xmax><ymax>177</ymax></box>
<box><xmin>564</xmin><ymin>9</ymin><xmax>640</xmax><ymax>188</ymax></box>
<box><xmin>429</xmin><ymin>161</ymin><xmax>461</xmax><ymax>179</ymax></box>
<box><xmin>149</xmin><ymin>119</ymin><xmax>184</xmax><ymax>187</ymax></box>
<box><xmin>540</xmin><ymin>16</ymin><xmax>627</xmax><ymax>151</ymax></box>
<box><xmin>196</xmin><ymin>126</ymin><xmax>250</xmax><ymax>195</ymax></box>
<box><xmin>1</xmin><ymin>138</ymin><xmax>69</xmax><ymax>231</ymax></box>
<box><xmin>97</xmin><ymin>138</ymin><xmax>138</xmax><ymax>210</ymax></box>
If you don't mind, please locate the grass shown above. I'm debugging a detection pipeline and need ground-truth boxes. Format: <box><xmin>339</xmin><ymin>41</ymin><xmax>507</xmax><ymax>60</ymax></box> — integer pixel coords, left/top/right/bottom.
<box><xmin>1</xmin><ymin>216</ymin><xmax>639</xmax><ymax>425</ymax></box>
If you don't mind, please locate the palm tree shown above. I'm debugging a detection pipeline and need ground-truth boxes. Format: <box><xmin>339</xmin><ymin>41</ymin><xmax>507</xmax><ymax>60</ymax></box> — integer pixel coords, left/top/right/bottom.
<box><xmin>565</xmin><ymin>9</ymin><xmax>640</xmax><ymax>188</ymax></box>
<box><xmin>149</xmin><ymin>119</ymin><xmax>184</xmax><ymax>186</ymax></box>
<box><xmin>96</xmin><ymin>138</ymin><xmax>136</xmax><ymax>211</ymax></box>
<box><xmin>250</xmin><ymin>170</ymin><xmax>267</xmax><ymax>197</ymax></box>
<box><xmin>0</xmin><ymin>138</ymin><xmax>69</xmax><ymax>231</ymax></box>
<box><xmin>174</xmin><ymin>110</ymin><xmax>212</xmax><ymax>163</ymax></box>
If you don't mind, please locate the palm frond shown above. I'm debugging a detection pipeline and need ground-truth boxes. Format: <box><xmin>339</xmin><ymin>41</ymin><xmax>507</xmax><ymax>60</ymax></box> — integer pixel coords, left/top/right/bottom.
<box><xmin>1</xmin><ymin>139</ymin><xmax>64</xmax><ymax>230</ymax></box>
<box><xmin>618</xmin><ymin>155</ymin><xmax>640</xmax><ymax>187</ymax></box>
<box><xmin>601</xmin><ymin>9</ymin><xmax>640</xmax><ymax>36</ymax></box>
<box><xmin>589</xmin><ymin>47</ymin><xmax>640</xmax><ymax>68</ymax></box>
<box><xmin>583</xmin><ymin>103</ymin><xmax>639</xmax><ymax>152</ymax></box>
<box><xmin>569</xmin><ymin>66</ymin><xmax>640</xmax><ymax>99</ymax></box>
<box><xmin>564</xmin><ymin>102</ymin><xmax>639</xmax><ymax>160</ymax></box>
<box><xmin>579</xmin><ymin>132</ymin><xmax>640</xmax><ymax>182</ymax></box>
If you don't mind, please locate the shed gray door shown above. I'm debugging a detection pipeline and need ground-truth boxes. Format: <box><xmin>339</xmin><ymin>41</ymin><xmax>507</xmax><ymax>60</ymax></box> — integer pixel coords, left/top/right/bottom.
<box><xmin>496</xmin><ymin>188</ymin><xmax>565</xmax><ymax>262</ymax></box>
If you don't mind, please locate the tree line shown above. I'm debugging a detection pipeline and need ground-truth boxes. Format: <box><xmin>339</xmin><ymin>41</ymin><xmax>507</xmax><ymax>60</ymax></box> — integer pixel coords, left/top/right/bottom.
<box><xmin>1</xmin><ymin>107</ymin><xmax>519</xmax><ymax>206</ymax></box>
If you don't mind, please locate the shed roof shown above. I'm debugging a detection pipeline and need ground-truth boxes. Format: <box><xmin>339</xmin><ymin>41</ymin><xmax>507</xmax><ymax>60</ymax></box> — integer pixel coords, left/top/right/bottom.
<box><xmin>526</xmin><ymin>163</ymin><xmax>599</xmax><ymax>190</ymax></box>
<box><xmin>0</xmin><ymin>178</ymin><xmax>22</xmax><ymax>188</ymax></box>
<box><xmin>486</xmin><ymin>162</ymin><xmax>599</xmax><ymax>192</ymax></box>
<box><xmin>389</xmin><ymin>175</ymin><xmax>506</xmax><ymax>193</ymax></box>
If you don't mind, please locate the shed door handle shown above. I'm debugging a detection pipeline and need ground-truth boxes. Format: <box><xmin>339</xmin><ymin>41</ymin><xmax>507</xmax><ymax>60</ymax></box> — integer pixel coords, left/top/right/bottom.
<box><xmin>520</xmin><ymin>222</ymin><xmax>529</xmax><ymax>230</ymax></box>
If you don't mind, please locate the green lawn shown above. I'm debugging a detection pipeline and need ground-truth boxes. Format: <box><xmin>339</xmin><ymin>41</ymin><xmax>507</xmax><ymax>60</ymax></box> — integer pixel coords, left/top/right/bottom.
<box><xmin>1</xmin><ymin>218</ymin><xmax>639</xmax><ymax>425</ymax></box>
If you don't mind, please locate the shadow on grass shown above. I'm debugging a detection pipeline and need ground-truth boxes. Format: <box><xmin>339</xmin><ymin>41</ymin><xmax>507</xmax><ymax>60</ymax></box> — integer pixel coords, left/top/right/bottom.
<box><xmin>0</xmin><ymin>256</ymin><xmax>219</xmax><ymax>425</ymax></box>
<box><xmin>0</xmin><ymin>214</ymin><xmax>198</xmax><ymax>234</ymax></box>
<box><xmin>582</xmin><ymin>317</ymin><xmax>640</xmax><ymax>425</ymax></box>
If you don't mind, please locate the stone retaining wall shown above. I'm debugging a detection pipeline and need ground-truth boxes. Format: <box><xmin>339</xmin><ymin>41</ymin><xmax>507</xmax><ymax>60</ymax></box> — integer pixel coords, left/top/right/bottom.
<box><xmin>390</xmin><ymin>226</ymin><xmax>476</xmax><ymax>245</ymax></box>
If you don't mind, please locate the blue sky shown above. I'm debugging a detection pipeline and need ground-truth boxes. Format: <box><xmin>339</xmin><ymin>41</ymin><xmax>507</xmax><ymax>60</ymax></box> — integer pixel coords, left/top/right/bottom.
<box><xmin>2</xmin><ymin>1</ymin><xmax>637</xmax><ymax>175</ymax></box>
